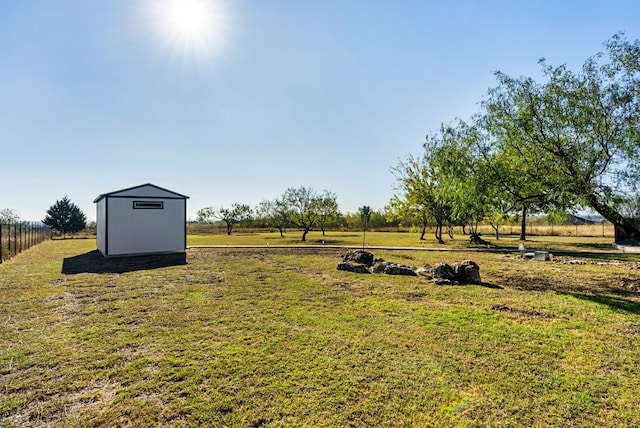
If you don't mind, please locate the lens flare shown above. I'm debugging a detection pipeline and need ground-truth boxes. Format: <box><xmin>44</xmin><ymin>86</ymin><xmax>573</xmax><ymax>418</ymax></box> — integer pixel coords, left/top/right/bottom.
<box><xmin>143</xmin><ymin>0</ymin><xmax>232</xmax><ymax>64</ymax></box>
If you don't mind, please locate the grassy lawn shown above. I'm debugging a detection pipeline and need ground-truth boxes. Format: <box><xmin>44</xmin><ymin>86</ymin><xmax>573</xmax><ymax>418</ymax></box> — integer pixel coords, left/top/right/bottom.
<box><xmin>2</xmin><ymin>239</ymin><xmax>640</xmax><ymax>426</ymax></box>
<box><xmin>188</xmin><ymin>230</ymin><xmax>619</xmax><ymax>253</ymax></box>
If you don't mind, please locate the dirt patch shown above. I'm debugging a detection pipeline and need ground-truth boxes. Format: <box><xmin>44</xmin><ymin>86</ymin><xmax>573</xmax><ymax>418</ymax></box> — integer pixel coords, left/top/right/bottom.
<box><xmin>492</xmin><ymin>304</ymin><xmax>554</xmax><ymax>319</ymax></box>
<box><xmin>489</xmin><ymin>254</ymin><xmax>640</xmax><ymax>297</ymax></box>
<box><xmin>182</xmin><ymin>271</ymin><xmax>224</xmax><ymax>285</ymax></box>
<box><xmin>619</xmin><ymin>323</ymin><xmax>640</xmax><ymax>336</ymax></box>
<box><xmin>403</xmin><ymin>292</ymin><xmax>428</xmax><ymax>301</ymax></box>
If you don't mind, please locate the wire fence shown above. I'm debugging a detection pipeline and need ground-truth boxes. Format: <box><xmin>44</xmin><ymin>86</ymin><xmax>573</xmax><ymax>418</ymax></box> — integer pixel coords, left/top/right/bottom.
<box><xmin>0</xmin><ymin>221</ymin><xmax>51</xmax><ymax>264</ymax></box>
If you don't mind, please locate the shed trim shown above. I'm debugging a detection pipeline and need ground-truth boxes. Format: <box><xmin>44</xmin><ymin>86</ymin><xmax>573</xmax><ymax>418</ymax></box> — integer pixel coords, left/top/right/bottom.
<box><xmin>93</xmin><ymin>183</ymin><xmax>189</xmax><ymax>203</ymax></box>
<box><xmin>104</xmin><ymin>197</ymin><xmax>109</xmax><ymax>256</ymax></box>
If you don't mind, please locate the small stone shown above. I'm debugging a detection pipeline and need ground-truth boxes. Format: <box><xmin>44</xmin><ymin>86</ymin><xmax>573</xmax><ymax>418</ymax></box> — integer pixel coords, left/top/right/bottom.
<box><xmin>433</xmin><ymin>278</ymin><xmax>459</xmax><ymax>286</ymax></box>
<box><xmin>415</xmin><ymin>266</ymin><xmax>432</xmax><ymax>279</ymax></box>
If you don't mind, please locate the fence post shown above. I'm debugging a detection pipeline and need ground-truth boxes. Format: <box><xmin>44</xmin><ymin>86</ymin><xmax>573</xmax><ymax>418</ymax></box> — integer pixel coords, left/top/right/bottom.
<box><xmin>8</xmin><ymin>222</ymin><xmax>12</xmax><ymax>257</ymax></box>
<box><xmin>13</xmin><ymin>222</ymin><xmax>18</xmax><ymax>256</ymax></box>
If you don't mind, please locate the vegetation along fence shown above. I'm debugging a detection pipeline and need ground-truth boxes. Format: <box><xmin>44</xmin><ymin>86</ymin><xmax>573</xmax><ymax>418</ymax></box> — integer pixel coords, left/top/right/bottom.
<box><xmin>0</xmin><ymin>221</ymin><xmax>51</xmax><ymax>264</ymax></box>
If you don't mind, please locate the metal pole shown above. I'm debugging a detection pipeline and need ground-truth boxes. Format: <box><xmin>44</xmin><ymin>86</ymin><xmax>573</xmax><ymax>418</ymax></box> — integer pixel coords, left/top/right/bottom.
<box><xmin>8</xmin><ymin>222</ymin><xmax>13</xmax><ymax>257</ymax></box>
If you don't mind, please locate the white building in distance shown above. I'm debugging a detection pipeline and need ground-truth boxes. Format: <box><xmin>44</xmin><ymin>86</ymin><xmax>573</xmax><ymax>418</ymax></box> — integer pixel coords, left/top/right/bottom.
<box><xmin>94</xmin><ymin>183</ymin><xmax>189</xmax><ymax>257</ymax></box>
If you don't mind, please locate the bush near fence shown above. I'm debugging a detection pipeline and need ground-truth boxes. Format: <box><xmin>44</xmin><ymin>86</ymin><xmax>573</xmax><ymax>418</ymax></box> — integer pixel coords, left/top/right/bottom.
<box><xmin>0</xmin><ymin>221</ymin><xmax>51</xmax><ymax>263</ymax></box>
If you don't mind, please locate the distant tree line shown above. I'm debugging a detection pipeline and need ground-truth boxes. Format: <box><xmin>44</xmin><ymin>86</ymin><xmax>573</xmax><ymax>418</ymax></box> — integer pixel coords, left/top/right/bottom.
<box><xmin>197</xmin><ymin>186</ymin><xmax>412</xmax><ymax>241</ymax></box>
<box><xmin>391</xmin><ymin>34</ymin><xmax>640</xmax><ymax>243</ymax></box>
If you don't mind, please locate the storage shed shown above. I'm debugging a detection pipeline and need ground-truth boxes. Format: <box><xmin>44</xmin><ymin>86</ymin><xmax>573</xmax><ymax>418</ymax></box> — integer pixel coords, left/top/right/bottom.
<box><xmin>94</xmin><ymin>183</ymin><xmax>189</xmax><ymax>257</ymax></box>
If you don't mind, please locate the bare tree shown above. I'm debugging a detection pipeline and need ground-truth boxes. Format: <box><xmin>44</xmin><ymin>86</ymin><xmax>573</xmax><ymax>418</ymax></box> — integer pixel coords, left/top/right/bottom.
<box><xmin>0</xmin><ymin>209</ymin><xmax>20</xmax><ymax>223</ymax></box>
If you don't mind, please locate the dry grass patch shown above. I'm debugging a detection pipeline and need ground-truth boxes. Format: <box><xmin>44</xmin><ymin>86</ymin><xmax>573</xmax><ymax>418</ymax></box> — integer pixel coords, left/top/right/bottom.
<box><xmin>1</xmin><ymin>240</ymin><xmax>639</xmax><ymax>426</ymax></box>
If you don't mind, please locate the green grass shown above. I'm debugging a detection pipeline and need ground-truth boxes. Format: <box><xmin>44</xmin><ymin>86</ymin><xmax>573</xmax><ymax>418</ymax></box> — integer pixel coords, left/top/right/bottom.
<box><xmin>1</xmin><ymin>239</ymin><xmax>640</xmax><ymax>426</ymax></box>
<box><xmin>188</xmin><ymin>230</ymin><xmax>620</xmax><ymax>252</ymax></box>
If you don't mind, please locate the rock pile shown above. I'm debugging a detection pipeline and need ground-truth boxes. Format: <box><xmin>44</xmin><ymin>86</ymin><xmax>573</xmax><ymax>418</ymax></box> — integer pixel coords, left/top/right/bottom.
<box><xmin>336</xmin><ymin>250</ymin><xmax>482</xmax><ymax>285</ymax></box>
<box><xmin>337</xmin><ymin>249</ymin><xmax>417</xmax><ymax>276</ymax></box>
<box><xmin>428</xmin><ymin>260</ymin><xmax>481</xmax><ymax>285</ymax></box>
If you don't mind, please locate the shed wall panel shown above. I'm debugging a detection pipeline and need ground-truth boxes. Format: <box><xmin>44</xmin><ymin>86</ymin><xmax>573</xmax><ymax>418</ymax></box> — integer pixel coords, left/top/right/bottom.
<box><xmin>96</xmin><ymin>199</ymin><xmax>107</xmax><ymax>255</ymax></box>
<box><xmin>106</xmin><ymin>198</ymin><xmax>185</xmax><ymax>256</ymax></box>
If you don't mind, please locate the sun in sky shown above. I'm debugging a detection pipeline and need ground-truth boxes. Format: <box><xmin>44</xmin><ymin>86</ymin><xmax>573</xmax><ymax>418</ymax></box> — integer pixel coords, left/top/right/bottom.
<box><xmin>143</xmin><ymin>0</ymin><xmax>232</xmax><ymax>64</ymax></box>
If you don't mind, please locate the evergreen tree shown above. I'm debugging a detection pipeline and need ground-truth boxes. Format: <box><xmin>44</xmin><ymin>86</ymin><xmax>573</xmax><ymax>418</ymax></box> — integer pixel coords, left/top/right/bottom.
<box><xmin>42</xmin><ymin>197</ymin><xmax>87</xmax><ymax>237</ymax></box>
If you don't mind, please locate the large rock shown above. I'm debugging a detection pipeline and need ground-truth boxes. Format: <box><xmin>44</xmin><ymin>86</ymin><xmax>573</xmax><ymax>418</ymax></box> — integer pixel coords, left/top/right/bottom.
<box><xmin>431</xmin><ymin>260</ymin><xmax>481</xmax><ymax>285</ymax></box>
<box><xmin>454</xmin><ymin>260</ymin><xmax>481</xmax><ymax>284</ymax></box>
<box><xmin>384</xmin><ymin>263</ymin><xmax>417</xmax><ymax>276</ymax></box>
<box><xmin>342</xmin><ymin>249</ymin><xmax>374</xmax><ymax>266</ymax></box>
<box><xmin>337</xmin><ymin>261</ymin><xmax>370</xmax><ymax>274</ymax></box>
<box><xmin>369</xmin><ymin>260</ymin><xmax>387</xmax><ymax>274</ymax></box>
<box><xmin>337</xmin><ymin>252</ymin><xmax>479</xmax><ymax>281</ymax></box>
<box><xmin>431</xmin><ymin>262</ymin><xmax>457</xmax><ymax>281</ymax></box>
<box><xmin>339</xmin><ymin>251</ymin><xmax>417</xmax><ymax>276</ymax></box>
<box><xmin>370</xmin><ymin>260</ymin><xmax>417</xmax><ymax>275</ymax></box>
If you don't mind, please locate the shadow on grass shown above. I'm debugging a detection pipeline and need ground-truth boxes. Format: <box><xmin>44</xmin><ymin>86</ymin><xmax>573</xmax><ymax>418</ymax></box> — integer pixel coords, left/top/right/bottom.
<box><xmin>62</xmin><ymin>250</ymin><xmax>187</xmax><ymax>274</ymax></box>
<box><xmin>571</xmin><ymin>293</ymin><xmax>640</xmax><ymax>314</ymax></box>
<box><xmin>499</xmin><ymin>272</ymin><xmax>640</xmax><ymax>313</ymax></box>
<box><xmin>564</xmin><ymin>242</ymin><xmax>618</xmax><ymax>250</ymax></box>
<box><xmin>564</xmin><ymin>253</ymin><xmax>640</xmax><ymax>262</ymax></box>
<box><xmin>478</xmin><ymin>282</ymin><xmax>504</xmax><ymax>289</ymax></box>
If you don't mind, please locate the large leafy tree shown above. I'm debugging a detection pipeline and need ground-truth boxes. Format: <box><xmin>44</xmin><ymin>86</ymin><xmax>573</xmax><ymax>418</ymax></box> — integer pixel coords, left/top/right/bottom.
<box><xmin>392</xmin><ymin>123</ymin><xmax>489</xmax><ymax>243</ymax></box>
<box><xmin>42</xmin><ymin>197</ymin><xmax>86</xmax><ymax>237</ymax></box>
<box><xmin>197</xmin><ymin>203</ymin><xmax>253</xmax><ymax>235</ymax></box>
<box><xmin>316</xmin><ymin>191</ymin><xmax>339</xmax><ymax>236</ymax></box>
<box><xmin>473</xmin><ymin>121</ymin><xmax>571</xmax><ymax>240</ymax></box>
<box><xmin>481</xmin><ymin>34</ymin><xmax>640</xmax><ymax>241</ymax></box>
<box><xmin>280</xmin><ymin>186</ymin><xmax>323</xmax><ymax>242</ymax></box>
<box><xmin>255</xmin><ymin>199</ymin><xmax>290</xmax><ymax>237</ymax></box>
<box><xmin>426</xmin><ymin>122</ymin><xmax>489</xmax><ymax>236</ymax></box>
<box><xmin>386</xmin><ymin>195</ymin><xmax>433</xmax><ymax>240</ymax></box>
<box><xmin>391</xmin><ymin>150</ymin><xmax>452</xmax><ymax>244</ymax></box>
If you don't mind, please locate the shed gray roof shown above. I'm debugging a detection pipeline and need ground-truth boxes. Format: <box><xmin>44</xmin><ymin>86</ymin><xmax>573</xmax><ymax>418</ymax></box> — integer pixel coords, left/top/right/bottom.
<box><xmin>93</xmin><ymin>183</ymin><xmax>189</xmax><ymax>203</ymax></box>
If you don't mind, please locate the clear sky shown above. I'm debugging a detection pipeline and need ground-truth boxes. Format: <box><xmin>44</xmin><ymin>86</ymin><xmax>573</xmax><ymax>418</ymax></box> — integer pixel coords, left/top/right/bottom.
<box><xmin>1</xmin><ymin>0</ymin><xmax>639</xmax><ymax>222</ymax></box>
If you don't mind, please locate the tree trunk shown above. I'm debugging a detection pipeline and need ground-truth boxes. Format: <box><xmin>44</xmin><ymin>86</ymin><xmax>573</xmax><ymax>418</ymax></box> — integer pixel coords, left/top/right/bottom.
<box><xmin>301</xmin><ymin>228</ymin><xmax>310</xmax><ymax>242</ymax></box>
<box><xmin>587</xmin><ymin>194</ymin><xmax>640</xmax><ymax>243</ymax></box>
<box><xmin>435</xmin><ymin>223</ymin><xmax>445</xmax><ymax>244</ymax></box>
<box><xmin>420</xmin><ymin>226</ymin><xmax>426</xmax><ymax>240</ymax></box>
<box><xmin>462</xmin><ymin>224</ymin><xmax>467</xmax><ymax>235</ymax></box>
<box><xmin>519</xmin><ymin>205</ymin><xmax>527</xmax><ymax>241</ymax></box>
<box><xmin>226</xmin><ymin>222</ymin><xmax>232</xmax><ymax>235</ymax></box>
<box><xmin>278</xmin><ymin>226</ymin><xmax>284</xmax><ymax>237</ymax></box>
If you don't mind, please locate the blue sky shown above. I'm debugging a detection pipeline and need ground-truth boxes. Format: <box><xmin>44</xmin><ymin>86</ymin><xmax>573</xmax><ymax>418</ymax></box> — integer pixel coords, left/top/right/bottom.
<box><xmin>1</xmin><ymin>0</ymin><xmax>639</xmax><ymax>221</ymax></box>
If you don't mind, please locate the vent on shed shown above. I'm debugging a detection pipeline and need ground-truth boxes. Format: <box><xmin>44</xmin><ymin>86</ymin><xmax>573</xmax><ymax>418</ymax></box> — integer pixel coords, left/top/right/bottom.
<box><xmin>133</xmin><ymin>201</ymin><xmax>164</xmax><ymax>209</ymax></box>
